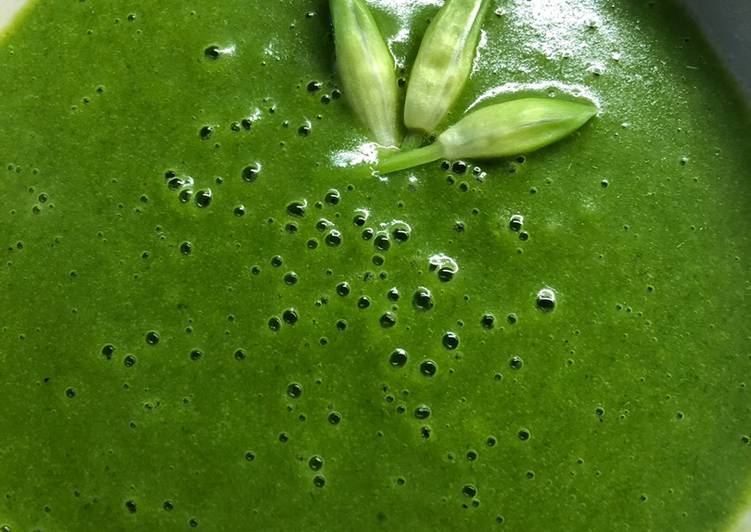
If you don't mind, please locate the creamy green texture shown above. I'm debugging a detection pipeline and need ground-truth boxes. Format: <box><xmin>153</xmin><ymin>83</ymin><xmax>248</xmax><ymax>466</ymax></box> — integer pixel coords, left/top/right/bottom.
<box><xmin>0</xmin><ymin>1</ymin><xmax>750</xmax><ymax>531</ymax></box>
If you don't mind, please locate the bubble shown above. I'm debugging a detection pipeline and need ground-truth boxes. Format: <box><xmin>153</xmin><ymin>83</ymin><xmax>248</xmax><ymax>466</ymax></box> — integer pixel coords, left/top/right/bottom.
<box><xmin>308</xmin><ymin>455</ymin><xmax>324</xmax><ymax>470</ymax></box>
<box><xmin>414</xmin><ymin>405</ymin><xmax>431</xmax><ymax>419</ymax></box>
<box><xmin>284</xmin><ymin>272</ymin><xmax>298</xmax><ymax>285</ymax></box>
<box><xmin>466</xmin><ymin>450</ymin><xmax>478</xmax><ymax>461</ymax></box>
<box><xmin>271</xmin><ymin>256</ymin><xmax>283</xmax><ymax>267</ymax></box>
<box><xmin>380</xmin><ymin>313</ymin><xmax>396</xmax><ymax>328</ymax></box>
<box><xmin>374</xmin><ymin>233</ymin><xmax>391</xmax><ymax>251</ymax></box>
<box><xmin>741</xmin><ymin>435</ymin><xmax>750</xmax><ymax>445</ymax></box>
<box><xmin>180</xmin><ymin>241</ymin><xmax>193</xmax><ymax>255</ymax></box>
<box><xmin>189</xmin><ymin>518</ymin><xmax>199</xmax><ymax>528</ymax></box>
<box><xmin>324</xmin><ymin>189</ymin><xmax>341</xmax><ymax>205</ymax></box>
<box><xmin>536</xmin><ymin>288</ymin><xmax>557</xmax><ymax>312</ymax></box>
<box><xmin>241</xmin><ymin>118</ymin><xmax>253</xmax><ymax>130</ymax></box>
<box><xmin>420</xmin><ymin>426</ymin><xmax>432</xmax><ymax>439</ymax></box>
<box><xmin>335</xmin><ymin>282</ymin><xmax>351</xmax><ymax>297</ymax></box>
<box><xmin>526</xmin><ymin>471</ymin><xmax>535</xmax><ymax>480</ymax></box>
<box><xmin>123</xmin><ymin>354</ymin><xmax>137</xmax><ymax>367</ymax></box>
<box><xmin>509</xmin><ymin>356</ymin><xmax>523</xmax><ymax>370</ymax></box>
<box><xmin>125</xmin><ymin>500</ymin><xmax>137</xmax><ymax>513</ymax></box>
<box><xmin>190</xmin><ymin>349</ymin><xmax>203</xmax><ymax>361</ymax></box>
<box><xmin>487</xmin><ymin>436</ymin><xmax>497</xmax><ymax>447</ymax></box>
<box><xmin>420</xmin><ymin>359</ymin><xmax>437</xmax><ymax>377</ymax></box>
<box><xmin>313</xmin><ymin>475</ymin><xmax>326</xmax><ymax>488</ymax></box>
<box><xmin>194</xmin><ymin>189</ymin><xmax>212</xmax><ymax>208</ymax></box>
<box><xmin>509</xmin><ymin>214</ymin><xmax>524</xmax><ymax>232</ymax></box>
<box><xmin>307</xmin><ymin>80</ymin><xmax>323</xmax><ymax>93</ymax></box>
<box><xmin>204</xmin><ymin>45</ymin><xmax>221</xmax><ymax>59</ymax></box>
<box><xmin>389</xmin><ymin>349</ymin><xmax>408</xmax><ymax>367</ymax></box>
<box><xmin>287</xmin><ymin>382</ymin><xmax>303</xmax><ymax>398</ymax></box>
<box><xmin>307</xmin><ymin>239</ymin><xmax>319</xmax><ymax>249</ymax></box>
<box><xmin>325</xmin><ymin>230</ymin><xmax>342</xmax><ymax>247</ymax></box>
<box><xmin>481</xmin><ymin>314</ymin><xmax>495</xmax><ymax>329</ymax></box>
<box><xmin>328</xmin><ymin>411</ymin><xmax>342</xmax><ymax>425</ymax></box>
<box><xmin>163</xmin><ymin>501</ymin><xmax>174</xmax><ymax>511</ymax></box>
<box><xmin>442</xmin><ymin>332</ymin><xmax>459</xmax><ymax>350</ymax></box>
<box><xmin>506</xmin><ymin>313</ymin><xmax>518</xmax><ymax>325</ymax></box>
<box><xmin>452</xmin><ymin>161</ymin><xmax>468</xmax><ymax>174</ymax></box>
<box><xmin>199</xmin><ymin>125</ymin><xmax>214</xmax><ymax>140</ymax></box>
<box><xmin>242</xmin><ymin>163</ymin><xmax>262</xmax><ymax>182</ymax></box>
<box><xmin>179</xmin><ymin>189</ymin><xmax>193</xmax><ymax>204</ymax></box>
<box><xmin>145</xmin><ymin>331</ymin><xmax>160</xmax><ymax>345</ymax></box>
<box><xmin>65</xmin><ymin>387</ymin><xmax>76</xmax><ymax>398</ymax></box>
<box><xmin>519</xmin><ymin>231</ymin><xmax>529</xmax><ymax>241</ymax></box>
<box><xmin>462</xmin><ymin>485</ymin><xmax>477</xmax><ymax>498</ymax></box>
<box><xmin>353</xmin><ymin>211</ymin><xmax>369</xmax><ymax>227</ymax></box>
<box><xmin>101</xmin><ymin>344</ymin><xmax>115</xmax><ymax>359</ymax></box>
<box><xmin>278</xmin><ymin>432</ymin><xmax>289</xmax><ymax>443</ymax></box>
<box><xmin>286</xmin><ymin>200</ymin><xmax>307</xmax><ymax>218</ymax></box>
<box><xmin>518</xmin><ymin>428</ymin><xmax>530</xmax><ymax>441</ymax></box>
<box><xmin>357</xmin><ymin>296</ymin><xmax>371</xmax><ymax>309</ymax></box>
<box><xmin>268</xmin><ymin>317</ymin><xmax>281</xmax><ymax>331</ymax></box>
<box><xmin>282</xmin><ymin>308</ymin><xmax>299</xmax><ymax>325</ymax></box>
<box><xmin>413</xmin><ymin>287</ymin><xmax>434</xmax><ymax>311</ymax></box>
<box><xmin>392</xmin><ymin>224</ymin><xmax>411</xmax><ymax>242</ymax></box>
<box><xmin>244</xmin><ymin>451</ymin><xmax>256</xmax><ymax>462</ymax></box>
<box><xmin>234</xmin><ymin>349</ymin><xmax>247</xmax><ymax>361</ymax></box>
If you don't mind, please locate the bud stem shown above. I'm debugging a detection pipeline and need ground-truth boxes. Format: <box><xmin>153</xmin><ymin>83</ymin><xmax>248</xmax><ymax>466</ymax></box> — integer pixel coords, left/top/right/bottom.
<box><xmin>372</xmin><ymin>143</ymin><xmax>444</xmax><ymax>174</ymax></box>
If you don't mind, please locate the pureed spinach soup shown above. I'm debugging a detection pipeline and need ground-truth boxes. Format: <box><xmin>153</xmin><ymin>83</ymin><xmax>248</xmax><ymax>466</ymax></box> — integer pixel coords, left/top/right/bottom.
<box><xmin>0</xmin><ymin>0</ymin><xmax>750</xmax><ymax>530</ymax></box>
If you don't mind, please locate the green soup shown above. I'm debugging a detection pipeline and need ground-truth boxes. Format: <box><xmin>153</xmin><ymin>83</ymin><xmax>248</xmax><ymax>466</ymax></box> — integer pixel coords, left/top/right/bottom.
<box><xmin>1</xmin><ymin>1</ymin><xmax>749</xmax><ymax>530</ymax></box>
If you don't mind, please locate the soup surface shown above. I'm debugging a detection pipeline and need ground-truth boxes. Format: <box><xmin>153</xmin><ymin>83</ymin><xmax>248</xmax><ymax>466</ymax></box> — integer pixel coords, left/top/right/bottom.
<box><xmin>0</xmin><ymin>1</ymin><xmax>750</xmax><ymax>530</ymax></box>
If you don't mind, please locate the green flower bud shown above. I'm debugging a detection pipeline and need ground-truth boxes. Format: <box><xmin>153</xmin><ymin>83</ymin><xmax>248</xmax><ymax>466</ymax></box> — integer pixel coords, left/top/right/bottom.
<box><xmin>404</xmin><ymin>0</ymin><xmax>490</xmax><ymax>138</ymax></box>
<box><xmin>374</xmin><ymin>97</ymin><xmax>598</xmax><ymax>174</ymax></box>
<box><xmin>330</xmin><ymin>0</ymin><xmax>401</xmax><ymax>147</ymax></box>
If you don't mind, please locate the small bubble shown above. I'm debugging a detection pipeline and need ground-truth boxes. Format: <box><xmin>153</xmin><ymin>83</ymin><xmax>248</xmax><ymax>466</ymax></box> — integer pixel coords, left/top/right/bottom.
<box><xmin>462</xmin><ymin>485</ymin><xmax>477</xmax><ymax>498</ymax></box>
<box><xmin>387</xmin><ymin>287</ymin><xmax>400</xmax><ymax>301</ymax></box>
<box><xmin>481</xmin><ymin>314</ymin><xmax>495</xmax><ymax>329</ymax></box>
<box><xmin>442</xmin><ymin>332</ymin><xmax>459</xmax><ymax>350</ymax></box>
<box><xmin>509</xmin><ymin>214</ymin><xmax>524</xmax><ymax>232</ymax></box>
<box><xmin>414</xmin><ymin>405</ymin><xmax>431</xmax><ymax>419</ymax></box>
<box><xmin>123</xmin><ymin>354</ymin><xmax>137</xmax><ymax>368</ymax></box>
<box><xmin>380</xmin><ymin>312</ymin><xmax>396</xmax><ymax>328</ymax></box>
<box><xmin>242</xmin><ymin>163</ymin><xmax>262</xmax><ymax>182</ymax></box>
<box><xmin>204</xmin><ymin>45</ymin><xmax>221</xmax><ymax>59</ymax></box>
<box><xmin>180</xmin><ymin>242</ymin><xmax>193</xmax><ymax>255</ymax></box>
<box><xmin>234</xmin><ymin>205</ymin><xmax>246</xmax><ymax>217</ymax></box>
<box><xmin>194</xmin><ymin>189</ymin><xmax>212</xmax><ymax>208</ymax></box>
<box><xmin>419</xmin><ymin>359</ymin><xmax>438</xmax><ymax>377</ymax></box>
<box><xmin>452</xmin><ymin>161</ymin><xmax>468</xmax><ymax>174</ymax></box>
<box><xmin>125</xmin><ymin>500</ymin><xmax>137</xmax><ymax>514</ymax></box>
<box><xmin>357</xmin><ymin>296</ymin><xmax>371</xmax><ymax>309</ymax></box>
<box><xmin>307</xmin><ymin>80</ymin><xmax>323</xmax><ymax>93</ymax></box>
<box><xmin>466</xmin><ymin>450</ymin><xmax>478</xmax><ymax>461</ymax></box>
<box><xmin>413</xmin><ymin>287</ymin><xmax>434</xmax><ymax>311</ymax></box>
<box><xmin>741</xmin><ymin>435</ymin><xmax>750</xmax><ymax>445</ymax></box>
<box><xmin>389</xmin><ymin>349</ymin><xmax>408</xmax><ymax>368</ymax></box>
<box><xmin>374</xmin><ymin>233</ymin><xmax>391</xmax><ymax>251</ymax></box>
<box><xmin>324</xmin><ymin>189</ymin><xmax>341</xmax><ymax>205</ymax></box>
<box><xmin>420</xmin><ymin>426</ymin><xmax>432</xmax><ymax>439</ymax></box>
<box><xmin>509</xmin><ymin>356</ymin><xmax>523</xmax><ymax>370</ymax></box>
<box><xmin>283</xmin><ymin>308</ymin><xmax>299</xmax><ymax>325</ymax></box>
<box><xmin>325</xmin><ymin>230</ymin><xmax>342</xmax><ymax>247</ymax></box>
<box><xmin>328</xmin><ymin>411</ymin><xmax>342</xmax><ymax>425</ymax></box>
<box><xmin>518</xmin><ymin>428</ymin><xmax>530</xmax><ymax>441</ymax></box>
<box><xmin>190</xmin><ymin>349</ymin><xmax>203</xmax><ymax>361</ymax></box>
<box><xmin>268</xmin><ymin>317</ymin><xmax>281</xmax><ymax>331</ymax></box>
<box><xmin>392</xmin><ymin>225</ymin><xmax>411</xmax><ymax>242</ymax></box>
<box><xmin>189</xmin><ymin>518</ymin><xmax>198</xmax><ymax>528</ymax></box>
<box><xmin>506</xmin><ymin>313</ymin><xmax>518</xmax><ymax>325</ymax></box>
<box><xmin>313</xmin><ymin>475</ymin><xmax>326</xmax><ymax>488</ymax></box>
<box><xmin>101</xmin><ymin>344</ymin><xmax>115</xmax><ymax>359</ymax></box>
<box><xmin>536</xmin><ymin>288</ymin><xmax>556</xmax><ymax>312</ymax></box>
<box><xmin>163</xmin><ymin>501</ymin><xmax>174</xmax><ymax>511</ymax></box>
<box><xmin>487</xmin><ymin>436</ymin><xmax>497</xmax><ymax>447</ymax></box>
<box><xmin>286</xmin><ymin>200</ymin><xmax>306</xmax><ymax>217</ymax></box>
<box><xmin>308</xmin><ymin>455</ymin><xmax>324</xmax><ymax>470</ymax></box>
<box><xmin>199</xmin><ymin>125</ymin><xmax>214</xmax><ymax>140</ymax></box>
<box><xmin>298</xmin><ymin>124</ymin><xmax>312</xmax><ymax>136</ymax></box>
<box><xmin>234</xmin><ymin>349</ymin><xmax>247</xmax><ymax>361</ymax></box>
<box><xmin>284</xmin><ymin>272</ymin><xmax>298</xmax><ymax>285</ymax></box>
<box><xmin>244</xmin><ymin>451</ymin><xmax>256</xmax><ymax>462</ymax></box>
<box><xmin>145</xmin><ymin>331</ymin><xmax>160</xmax><ymax>345</ymax></box>
<box><xmin>65</xmin><ymin>387</ymin><xmax>76</xmax><ymax>398</ymax></box>
<box><xmin>287</xmin><ymin>382</ymin><xmax>303</xmax><ymax>398</ymax></box>
<box><xmin>278</xmin><ymin>432</ymin><xmax>289</xmax><ymax>443</ymax></box>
